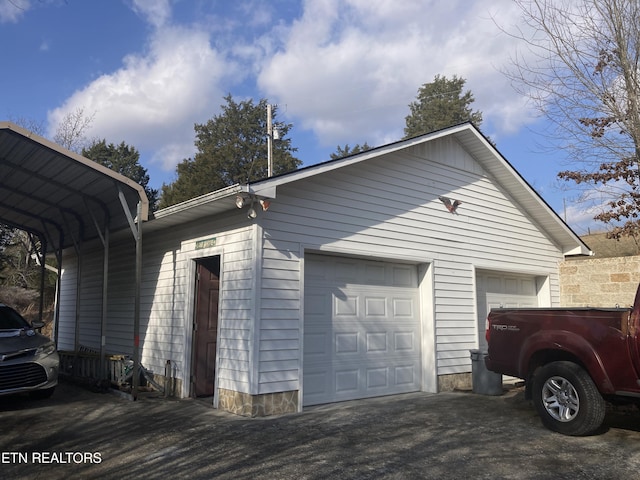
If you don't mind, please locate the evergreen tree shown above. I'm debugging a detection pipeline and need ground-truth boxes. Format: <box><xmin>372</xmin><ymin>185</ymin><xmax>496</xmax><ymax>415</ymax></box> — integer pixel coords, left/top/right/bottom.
<box><xmin>330</xmin><ymin>143</ymin><xmax>372</xmax><ymax>159</ymax></box>
<box><xmin>82</xmin><ymin>140</ymin><xmax>159</xmax><ymax>210</ymax></box>
<box><xmin>404</xmin><ymin>74</ymin><xmax>483</xmax><ymax>139</ymax></box>
<box><xmin>159</xmin><ymin>95</ymin><xmax>301</xmax><ymax>208</ymax></box>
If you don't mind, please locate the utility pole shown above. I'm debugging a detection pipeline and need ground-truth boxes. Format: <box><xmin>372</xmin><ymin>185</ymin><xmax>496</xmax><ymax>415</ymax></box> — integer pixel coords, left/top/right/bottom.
<box><xmin>267</xmin><ymin>104</ymin><xmax>273</xmax><ymax>178</ymax></box>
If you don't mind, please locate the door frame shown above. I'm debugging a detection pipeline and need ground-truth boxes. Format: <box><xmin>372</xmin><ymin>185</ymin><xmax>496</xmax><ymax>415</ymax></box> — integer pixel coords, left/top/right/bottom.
<box><xmin>182</xmin><ymin>246</ymin><xmax>224</xmax><ymax>404</ymax></box>
<box><xmin>191</xmin><ymin>257</ymin><xmax>221</xmax><ymax>398</ymax></box>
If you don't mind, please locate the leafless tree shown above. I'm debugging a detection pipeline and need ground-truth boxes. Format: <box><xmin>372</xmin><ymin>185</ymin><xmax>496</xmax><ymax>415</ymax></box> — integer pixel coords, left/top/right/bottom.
<box><xmin>505</xmin><ymin>0</ymin><xmax>640</xmax><ymax>239</ymax></box>
<box><xmin>53</xmin><ymin>106</ymin><xmax>96</xmax><ymax>153</ymax></box>
<box><xmin>8</xmin><ymin>116</ymin><xmax>45</xmax><ymax>135</ymax></box>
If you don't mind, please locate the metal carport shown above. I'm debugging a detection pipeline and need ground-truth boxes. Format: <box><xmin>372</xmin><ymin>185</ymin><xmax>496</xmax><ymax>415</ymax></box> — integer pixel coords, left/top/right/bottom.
<box><xmin>0</xmin><ymin>121</ymin><xmax>149</xmax><ymax>397</ymax></box>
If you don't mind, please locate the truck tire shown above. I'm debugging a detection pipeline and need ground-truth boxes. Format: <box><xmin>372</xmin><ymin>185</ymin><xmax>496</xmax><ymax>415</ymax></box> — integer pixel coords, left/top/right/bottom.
<box><xmin>531</xmin><ymin>361</ymin><xmax>605</xmax><ymax>436</ymax></box>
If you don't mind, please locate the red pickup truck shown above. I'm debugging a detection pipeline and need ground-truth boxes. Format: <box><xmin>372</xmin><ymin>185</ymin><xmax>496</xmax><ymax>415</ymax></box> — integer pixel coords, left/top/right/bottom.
<box><xmin>485</xmin><ymin>284</ymin><xmax>640</xmax><ymax>436</ymax></box>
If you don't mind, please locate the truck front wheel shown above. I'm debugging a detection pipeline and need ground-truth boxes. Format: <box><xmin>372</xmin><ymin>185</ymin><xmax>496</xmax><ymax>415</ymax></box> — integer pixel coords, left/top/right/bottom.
<box><xmin>532</xmin><ymin>361</ymin><xmax>605</xmax><ymax>436</ymax></box>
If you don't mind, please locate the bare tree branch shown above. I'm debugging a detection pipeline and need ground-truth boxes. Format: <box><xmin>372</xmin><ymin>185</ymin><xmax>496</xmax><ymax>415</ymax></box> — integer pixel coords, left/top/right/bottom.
<box><xmin>504</xmin><ymin>0</ymin><xmax>640</xmax><ymax>239</ymax></box>
<box><xmin>53</xmin><ymin>106</ymin><xmax>96</xmax><ymax>153</ymax></box>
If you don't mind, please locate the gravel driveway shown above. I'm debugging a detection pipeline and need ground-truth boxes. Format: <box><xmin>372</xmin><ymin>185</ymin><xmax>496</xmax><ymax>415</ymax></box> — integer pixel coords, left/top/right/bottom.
<box><xmin>1</xmin><ymin>381</ymin><xmax>640</xmax><ymax>479</ymax></box>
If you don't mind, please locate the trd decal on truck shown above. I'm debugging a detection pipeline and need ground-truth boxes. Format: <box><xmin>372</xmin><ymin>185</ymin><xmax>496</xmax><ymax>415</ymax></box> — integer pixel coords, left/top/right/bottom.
<box><xmin>491</xmin><ymin>324</ymin><xmax>520</xmax><ymax>332</ymax></box>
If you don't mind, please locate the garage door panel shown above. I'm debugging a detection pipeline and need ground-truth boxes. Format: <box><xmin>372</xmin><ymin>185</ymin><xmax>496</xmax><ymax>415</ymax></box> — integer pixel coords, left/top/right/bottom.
<box><xmin>365</xmin><ymin>296</ymin><xmax>386</xmax><ymax>316</ymax></box>
<box><xmin>304</xmin><ymin>371</ymin><xmax>328</xmax><ymax>396</ymax></box>
<box><xmin>393</xmin><ymin>298</ymin><xmax>415</xmax><ymax>317</ymax></box>
<box><xmin>307</xmin><ymin>325</ymin><xmax>418</xmax><ymax>357</ymax></box>
<box><xmin>392</xmin><ymin>265</ymin><xmax>416</xmax><ymax>287</ymax></box>
<box><xmin>305</xmin><ymin>291</ymin><xmax>331</xmax><ymax>316</ymax></box>
<box><xmin>476</xmin><ymin>272</ymin><xmax>540</xmax><ymax>351</ymax></box>
<box><xmin>366</xmin><ymin>332</ymin><xmax>387</xmax><ymax>352</ymax></box>
<box><xmin>335</xmin><ymin>332</ymin><xmax>359</xmax><ymax>354</ymax></box>
<box><xmin>305</xmin><ymin>359</ymin><xmax>421</xmax><ymax>404</ymax></box>
<box><xmin>303</xmin><ymin>331</ymin><xmax>329</xmax><ymax>356</ymax></box>
<box><xmin>363</xmin><ymin>264</ymin><xmax>385</xmax><ymax>284</ymax></box>
<box><xmin>395</xmin><ymin>331</ymin><xmax>417</xmax><ymax>351</ymax></box>
<box><xmin>335</xmin><ymin>259</ymin><xmax>359</xmax><ymax>282</ymax></box>
<box><xmin>304</xmin><ymin>254</ymin><xmax>421</xmax><ymax>406</ymax></box>
<box><xmin>367</xmin><ymin>367</ymin><xmax>389</xmax><ymax>389</ymax></box>
<box><xmin>335</xmin><ymin>295</ymin><xmax>358</xmax><ymax>316</ymax></box>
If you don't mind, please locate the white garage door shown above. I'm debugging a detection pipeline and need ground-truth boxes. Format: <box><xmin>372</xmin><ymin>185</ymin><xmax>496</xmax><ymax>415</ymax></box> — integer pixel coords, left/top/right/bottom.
<box><xmin>476</xmin><ymin>272</ymin><xmax>539</xmax><ymax>351</ymax></box>
<box><xmin>303</xmin><ymin>254</ymin><xmax>422</xmax><ymax>406</ymax></box>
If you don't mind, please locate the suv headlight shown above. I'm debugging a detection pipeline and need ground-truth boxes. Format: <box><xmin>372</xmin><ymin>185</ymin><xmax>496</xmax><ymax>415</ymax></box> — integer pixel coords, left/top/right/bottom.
<box><xmin>36</xmin><ymin>341</ymin><xmax>56</xmax><ymax>357</ymax></box>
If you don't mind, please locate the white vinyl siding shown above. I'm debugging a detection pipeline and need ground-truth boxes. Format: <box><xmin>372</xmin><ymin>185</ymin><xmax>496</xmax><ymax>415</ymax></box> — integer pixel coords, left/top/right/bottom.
<box><xmin>59</xmin><ymin>211</ymin><xmax>256</xmax><ymax>395</ymax></box>
<box><xmin>258</xmin><ymin>136</ymin><xmax>562</xmax><ymax>385</ymax></box>
<box><xmin>58</xmin><ymin>247</ymin><xmax>108</xmax><ymax>351</ymax></box>
<box><xmin>257</xmin><ymin>238</ymin><xmax>302</xmax><ymax>393</ymax></box>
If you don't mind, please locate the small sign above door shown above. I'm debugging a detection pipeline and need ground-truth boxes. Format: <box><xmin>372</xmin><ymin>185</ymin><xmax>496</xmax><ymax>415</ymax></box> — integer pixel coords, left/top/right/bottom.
<box><xmin>195</xmin><ymin>237</ymin><xmax>216</xmax><ymax>250</ymax></box>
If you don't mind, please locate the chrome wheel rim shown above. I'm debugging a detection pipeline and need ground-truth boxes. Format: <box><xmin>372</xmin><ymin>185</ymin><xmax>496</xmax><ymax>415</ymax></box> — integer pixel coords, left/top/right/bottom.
<box><xmin>542</xmin><ymin>375</ymin><xmax>579</xmax><ymax>422</ymax></box>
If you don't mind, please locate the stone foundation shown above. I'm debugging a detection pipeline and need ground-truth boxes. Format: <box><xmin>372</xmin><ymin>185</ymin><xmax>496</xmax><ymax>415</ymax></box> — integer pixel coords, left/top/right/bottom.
<box><xmin>438</xmin><ymin>373</ymin><xmax>472</xmax><ymax>392</ymax></box>
<box><xmin>218</xmin><ymin>388</ymin><xmax>299</xmax><ymax>417</ymax></box>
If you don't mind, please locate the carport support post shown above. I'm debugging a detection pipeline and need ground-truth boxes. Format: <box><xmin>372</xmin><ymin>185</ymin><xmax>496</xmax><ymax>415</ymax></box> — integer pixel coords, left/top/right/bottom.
<box><xmin>132</xmin><ymin>202</ymin><xmax>142</xmax><ymax>400</ymax></box>
<box><xmin>36</xmin><ymin>235</ymin><xmax>46</xmax><ymax>323</ymax></box>
<box><xmin>52</xmin><ymin>230</ymin><xmax>63</xmax><ymax>346</ymax></box>
<box><xmin>99</xmin><ymin>226</ymin><xmax>109</xmax><ymax>381</ymax></box>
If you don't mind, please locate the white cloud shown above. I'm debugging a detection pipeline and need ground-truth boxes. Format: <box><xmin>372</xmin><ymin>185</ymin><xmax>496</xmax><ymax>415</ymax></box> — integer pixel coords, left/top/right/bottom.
<box><xmin>258</xmin><ymin>0</ymin><xmax>532</xmax><ymax>147</ymax></box>
<box><xmin>0</xmin><ymin>0</ymin><xmax>30</xmax><ymax>23</ymax></box>
<box><xmin>44</xmin><ymin>0</ymin><xmax>543</xmax><ymax>178</ymax></box>
<box><xmin>47</xmin><ymin>24</ymin><xmax>236</xmax><ymax>170</ymax></box>
<box><xmin>129</xmin><ymin>0</ymin><xmax>172</xmax><ymax>28</ymax></box>
<box><xmin>563</xmin><ymin>201</ymin><xmax>606</xmax><ymax>236</ymax></box>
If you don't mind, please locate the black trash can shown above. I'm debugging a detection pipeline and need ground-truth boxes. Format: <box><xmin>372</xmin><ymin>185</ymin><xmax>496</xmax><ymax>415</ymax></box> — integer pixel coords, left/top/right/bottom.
<box><xmin>470</xmin><ymin>349</ymin><xmax>503</xmax><ymax>395</ymax></box>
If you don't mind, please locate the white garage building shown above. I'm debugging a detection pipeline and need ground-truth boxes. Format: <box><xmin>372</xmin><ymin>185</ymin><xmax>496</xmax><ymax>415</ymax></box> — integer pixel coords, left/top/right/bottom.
<box><xmin>56</xmin><ymin>123</ymin><xmax>590</xmax><ymax>415</ymax></box>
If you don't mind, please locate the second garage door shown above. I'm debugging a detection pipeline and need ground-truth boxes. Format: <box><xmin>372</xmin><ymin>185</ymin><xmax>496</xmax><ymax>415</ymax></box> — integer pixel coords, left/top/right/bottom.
<box><xmin>476</xmin><ymin>272</ymin><xmax>539</xmax><ymax>351</ymax></box>
<box><xmin>303</xmin><ymin>254</ymin><xmax>422</xmax><ymax>406</ymax></box>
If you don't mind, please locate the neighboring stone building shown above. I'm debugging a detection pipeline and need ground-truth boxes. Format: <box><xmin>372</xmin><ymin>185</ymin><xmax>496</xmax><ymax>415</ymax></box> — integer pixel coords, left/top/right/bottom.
<box><xmin>560</xmin><ymin>232</ymin><xmax>640</xmax><ymax>307</ymax></box>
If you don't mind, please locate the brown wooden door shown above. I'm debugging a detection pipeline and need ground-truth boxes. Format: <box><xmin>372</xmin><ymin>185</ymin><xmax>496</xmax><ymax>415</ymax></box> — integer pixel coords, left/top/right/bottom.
<box><xmin>193</xmin><ymin>260</ymin><xmax>220</xmax><ymax>397</ymax></box>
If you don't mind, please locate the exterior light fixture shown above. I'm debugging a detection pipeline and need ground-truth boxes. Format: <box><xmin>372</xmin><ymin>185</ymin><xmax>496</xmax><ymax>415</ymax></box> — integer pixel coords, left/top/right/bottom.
<box><xmin>235</xmin><ymin>195</ymin><xmax>246</xmax><ymax>208</ymax></box>
<box><xmin>259</xmin><ymin>199</ymin><xmax>271</xmax><ymax>211</ymax></box>
<box><xmin>247</xmin><ymin>206</ymin><xmax>257</xmax><ymax>219</ymax></box>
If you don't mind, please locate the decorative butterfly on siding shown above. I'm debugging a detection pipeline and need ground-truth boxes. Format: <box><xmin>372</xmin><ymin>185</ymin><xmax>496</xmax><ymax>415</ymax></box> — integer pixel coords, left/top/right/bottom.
<box><xmin>438</xmin><ymin>196</ymin><xmax>462</xmax><ymax>214</ymax></box>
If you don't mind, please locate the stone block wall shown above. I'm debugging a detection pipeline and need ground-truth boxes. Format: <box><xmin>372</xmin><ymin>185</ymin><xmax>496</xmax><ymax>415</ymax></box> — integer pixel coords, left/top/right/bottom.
<box><xmin>438</xmin><ymin>373</ymin><xmax>472</xmax><ymax>392</ymax></box>
<box><xmin>559</xmin><ymin>255</ymin><xmax>640</xmax><ymax>307</ymax></box>
<box><xmin>218</xmin><ymin>388</ymin><xmax>298</xmax><ymax>417</ymax></box>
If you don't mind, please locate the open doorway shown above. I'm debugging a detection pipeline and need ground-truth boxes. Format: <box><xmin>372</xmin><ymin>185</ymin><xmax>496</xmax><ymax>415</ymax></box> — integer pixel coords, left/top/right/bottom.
<box><xmin>191</xmin><ymin>256</ymin><xmax>220</xmax><ymax>397</ymax></box>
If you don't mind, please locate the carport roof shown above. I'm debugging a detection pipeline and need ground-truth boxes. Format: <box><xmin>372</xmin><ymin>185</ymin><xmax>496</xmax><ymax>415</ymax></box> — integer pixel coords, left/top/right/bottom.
<box><xmin>0</xmin><ymin>122</ymin><xmax>149</xmax><ymax>253</ymax></box>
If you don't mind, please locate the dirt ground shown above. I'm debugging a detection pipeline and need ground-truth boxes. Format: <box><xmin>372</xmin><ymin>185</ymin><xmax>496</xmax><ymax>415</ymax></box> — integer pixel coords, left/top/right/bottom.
<box><xmin>1</xmin><ymin>381</ymin><xmax>640</xmax><ymax>479</ymax></box>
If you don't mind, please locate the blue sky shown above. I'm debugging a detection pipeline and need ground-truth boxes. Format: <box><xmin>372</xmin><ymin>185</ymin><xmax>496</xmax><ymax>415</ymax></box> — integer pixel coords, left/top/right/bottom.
<box><xmin>0</xmin><ymin>0</ymin><xmax>602</xmax><ymax>234</ymax></box>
